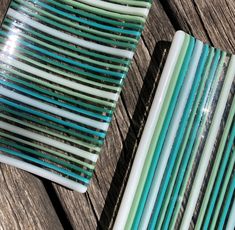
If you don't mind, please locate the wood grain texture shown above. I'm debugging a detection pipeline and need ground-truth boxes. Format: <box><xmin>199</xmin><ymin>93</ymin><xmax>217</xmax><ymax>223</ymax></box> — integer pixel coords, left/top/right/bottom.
<box><xmin>0</xmin><ymin>0</ymin><xmax>9</xmax><ymax>22</ymax></box>
<box><xmin>161</xmin><ymin>0</ymin><xmax>235</xmax><ymax>53</ymax></box>
<box><xmin>0</xmin><ymin>0</ymin><xmax>234</xmax><ymax>229</ymax></box>
<box><xmin>0</xmin><ymin>164</ymin><xmax>63</xmax><ymax>230</ymax></box>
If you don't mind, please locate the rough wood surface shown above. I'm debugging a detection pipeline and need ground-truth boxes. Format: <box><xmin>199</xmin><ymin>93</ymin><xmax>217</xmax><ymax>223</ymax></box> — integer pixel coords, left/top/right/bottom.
<box><xmin>162</xmin><ymin>0</ymin><xmax>235</xmax><ymax>53</ymax></box>
<box><xmin>0</xmin><ymin>165</ymin><xmax>63</xmax><ymax>230</ymax></box>
<box><xmin>0</xmin><ymin>0</ymin><xmax>234</xmax><ymax>229</ymax></box>
<box><xmin>0</xmin><ymin>0</ymin><xmax>8</xmax><ymax>21</ymax></box>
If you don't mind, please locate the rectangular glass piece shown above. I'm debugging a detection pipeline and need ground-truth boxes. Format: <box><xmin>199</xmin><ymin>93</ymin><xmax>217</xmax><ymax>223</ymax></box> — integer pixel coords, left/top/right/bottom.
<box><xmin>114</xmin><ymin>31</ymin><xmax>235</xmax><ymax>230</ymax></box>
<box><xmin>0</xmin><ymin>0</ymin><xmax>152</xmax><ymax>192</ymax></box>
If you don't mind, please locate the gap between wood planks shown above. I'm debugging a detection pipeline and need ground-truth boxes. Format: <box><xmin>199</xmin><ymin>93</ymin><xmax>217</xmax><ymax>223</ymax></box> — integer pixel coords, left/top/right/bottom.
<box><xmin>0</xmin><ymin>0</ymin><xmax>234</xmax><ymax>229</ymax></box>
<box><xmin>47</xmin><ymin>0</ymin><xmax>235</xmax><ymax>228</ymax></box>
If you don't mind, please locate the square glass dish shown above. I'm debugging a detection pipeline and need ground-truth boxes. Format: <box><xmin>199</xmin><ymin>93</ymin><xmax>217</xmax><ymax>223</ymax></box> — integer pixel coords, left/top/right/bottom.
<box><xmin>0</xmin><ymin>0</ymin><xmax>152</xmax><ymax>192</ymax></box>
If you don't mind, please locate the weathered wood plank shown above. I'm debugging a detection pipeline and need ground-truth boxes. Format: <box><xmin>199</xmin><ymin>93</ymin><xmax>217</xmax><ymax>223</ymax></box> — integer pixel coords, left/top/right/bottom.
<box><xmin>0</xmin><ymin>0</ymin><xmax>9</xmax><ymax>21</ymax></box>
<box><xmin>161</xmin><ymin>0</ymin><xmax>235</xmax><ymax>53</ymax></box>
<box><xmin>195</xmin><ymin>0</ymin><xmax>235</xmax><ymax>53</ymax></box>
<box><xmin>1</xmin><ymin>0</ymin><xmax>234</xmax><ymax>229</ymax></box>
<box><xmin>53</xmin><ymin>1</ymin><xmax>175</xmax><ymax>229</ymax></box>
<box><xmin>0</xmin><ymin>164</ymin><xmax>64</xmax><ymax>230</ymax></box>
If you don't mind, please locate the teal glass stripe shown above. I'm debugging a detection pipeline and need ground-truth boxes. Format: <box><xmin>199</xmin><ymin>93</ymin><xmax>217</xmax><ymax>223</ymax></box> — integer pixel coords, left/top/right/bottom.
<box><xmin>131</xmin><ymin>37</ymin><xmax>195</xmax><ymax>229</ymax></box>
<box><xmin>11</xmin><ymin>2</ymin><xmax>137</xmax><ymax>50</ymax></box>
<box><xmin>0</xmin><ymin>98</ymin><xmax>105</xmax><ymax>138</ymax></box>
<box><xmin>0</xmin><ymin>0</ymin><xmax>151</xmax><ymax>191</ymax></box>
<box><xmin>14</xmin><ymin>0</ymin><xmax>139</xmax><ymax>45</ymax></box>
<box><xmin>163</xmin><ymin>48</ymin><xmax>221</xmax><ymax>228</ymax></box>
<box><xmin>0</xmin><ymin>104</ymin><xmax>103</xmax><ymax>146</ymax></box>
<box><xmin>218</xmin><ymin>174</ymin><xmax>235</xmax><ymax>229</ymax></box>
<box><xmin>0</xmin><ymin>40</ymin><xmax>122</xmax><ymax>85</ymax></box>
<box><xmin>0</xmin><ymin>31</ymin><xmax>124</xmax><ymax>78</ymax></box>
<box><xmin>148</xmin><ymin>44</ymin><xmax>210</xmax><ymax>229</ymax></box>
<box><xmin>4</xmin><ymin>18</ymin><xmax>130</xmax><ymax>66</ymax></box>
<box><xmin>203</xmin><ymin>123</ymin><xmax>235</xmax><ymax>229</ymax></box>
<box><xmin>29</xmin><ymin>0</ymin><xmax>141</xmax><ymax>36</ymax></box>
<box><xmin>24</xmin><ymin>41</ymin><xmax>125</xmax><ymax>78</ymax></box>
<box><xmin>44</xmin><ymin>0</ymin><xmax>143</xmax><ymax>30</ymax></box>
<box><xmin>0</xmin><ymin>146</ymin><xmax>90</xmax><ymax>184</ymax></box>
<box><xmin>0</xmin><ymin>79</ymin><xmax>111</xmax><ymax>122</ymax></box>
<box><xmin>0</xmin><ymin>138</ymin><xmax>92</xmax><ymax>177</ymax></box>
<box><xmin>0</xmin><ymin>72</ymin><xmax>112</xmax><ymax>114</ymax></box>
<box><xmin>159</xmin><ymin>44</ymin><xmax>209</xmax><ymax>229</ymax></box>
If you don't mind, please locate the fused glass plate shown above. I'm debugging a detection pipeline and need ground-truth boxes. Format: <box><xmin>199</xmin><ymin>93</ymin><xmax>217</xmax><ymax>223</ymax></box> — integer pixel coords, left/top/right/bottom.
<box><xmin>0</xmin><ymin>0</ymin><xmax>152</xmax><ymax>192</ymax></box>
<box><xmin>114</xmin><ymin>31</ymin><xmax>235</xmax><ymax>230</ymax></box>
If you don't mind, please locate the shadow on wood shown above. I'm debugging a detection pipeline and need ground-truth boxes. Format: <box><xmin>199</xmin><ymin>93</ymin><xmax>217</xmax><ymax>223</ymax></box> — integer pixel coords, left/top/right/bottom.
<box><xmin>42</xmin><ymin>179</ymin><xmax>74</xmax><ymax>230</ymax></box>
<box><xmin>98</xmin><ymin>41</ymin><xmax>171</xmax><ymax>230</ymax></box>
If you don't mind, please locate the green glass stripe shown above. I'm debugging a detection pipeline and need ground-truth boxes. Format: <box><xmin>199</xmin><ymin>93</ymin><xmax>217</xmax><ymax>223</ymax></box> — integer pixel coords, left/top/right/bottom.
<box><xmin>195</xmin><ymin>62</ymin><xmax>234</xmax><ymax>229</ymax></box>
<box><xmin>0</xmin><ymin>137</ymin><xmax>92</xmax><ymax>177</ymax></box>
<box><xmin>2</xmin><ymin>24</ymin><xmax>128</xmax><ymax>72</ymax></box>
<box><xmin>160</xmin><ymin>47</ymin><xmax>214</xmax><ymax>229</ymax></box>
<box><xmin>167</xmin><ymin>48</ymin><xmax>221</xmax><ymax>229</ymax></box>
<box><xmin>0</xmin><ymin>131</ymin><xmax>95</xmax><ymax>169</ymax></box>
<box><xmin>125</xmin><ymin>35</ymin><xmax>191</xmax><ymax>230</ymax></box>
<box><xmin>16</xmin><ymin>0</ymin><xmax>138</xmax><ymax>43</ymax></box>
<box><xmin>0</xmin><ymin>79</ymin><xmax>110</xmax><ymax>122</ymax></box>
<box><xmin>131</xmin><ymin>36</ymin><xmax>195</xmax><ymax>230</ymax></box>
<box><xmin>4</xmin><ymin>17</ymin><xmax>130</xmax><ymax>65</ymax></box>
<box><xmin>54</xmin><ymin>0</ymin><xmax>146</xmax><ymax>23</ymax></box>
<box><xmin>0</xmin><ymin>63</ymin><xmax>116</xmax><ymax>109</ymax></box>
<box><xmin>0</xmin><ymin>98</ymin><xmax>105</xmax><ymax>138</ymax></box>
<box><xmin>150</xmin><ymin>44</ymin><xmax>211</xmax><ymax>230</ymax></box>
<box><xmin>0</xmin><ymin>54</ymin><xmax>120</xmax><ymax>95</ymax></box>
<box><xmin>11</xmin><ymin>2</ymin><xmax>137</xmax><ymax>49</ymax></box>
<box><xmin>0</xmin><ymin>104</ymin><xmax>102</xmax><ymax>146</ymax></box>
<box><xmin>43</xmin><ymin>0</ymin><xmax>143</xmax><ymax>29</ymax></box>
<box><xmin>210</xmin><ymin>148</ymin><xmax>235</xmax><ymax>230</ymax></box>
<box><xmin>0</xmin><ymin>111</ymin><xmax>100</xmax><ymax>152</ymax></box>
<box><xmin>31</xmin><ymin>0</ymin><xmax>142</xmax><ymax>35</ymax></box>
<box><xmin>218</xmin><ymin>174</ymin><xmax>235</xmax><ymax>229</ymax></box>
<box><xmin>108</xmin><ymin>0</ymin><xmax>151</xmax><ymax>8</ymax></box>
<box><xmin>0</xmin><ymin>32</ymin><xmax>125</xmax><ymax>79</ymax></box>
<box><xmin>166</xmin><ymin>49</ymin><xmax>215</xmax><ymax>227</ymax></box>
<box><xmin>0</xmin><ymin>41</ymin><xmax>124</xmax><ymax>86</ymax></box>
<box><xmin>161</xmin><ymin>48</ymin><xmax>220</xmax><ymax>230</ymax></box>
<box><xmin>204</xmin><ymin>123</ymin><xmax>235</xmax><ymax>229</ymax></box>
<box><xmin>0</xmin><ymin>25</ymin><xmax>128</xmax><ymax>72</ymax></box>
<box><xmin>0</xmin><ymin>72</ymin><xmax>112</xmax><ymax>115</ymax></box>
<box><xmin>0</xmin><ymin>146</ymin><xmax>90</xmax><ymax>183</ymax></box>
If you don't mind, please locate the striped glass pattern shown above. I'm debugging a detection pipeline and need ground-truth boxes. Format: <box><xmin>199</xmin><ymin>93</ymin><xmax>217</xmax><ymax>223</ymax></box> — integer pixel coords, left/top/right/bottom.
<box><xmin>0</xmin><ymin>0</ymin><xmax>152</xmax><ymax>192</ymax></box>
<box><xmin>114</xmin><ymin>31</ymin><xmax>235</xmax><ymax>230</ymax></box>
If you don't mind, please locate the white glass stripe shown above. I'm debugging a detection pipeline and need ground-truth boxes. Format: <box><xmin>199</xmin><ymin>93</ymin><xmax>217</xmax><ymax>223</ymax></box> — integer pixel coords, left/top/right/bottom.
<box><xmin>0</xmin><ymin>87</ymin><xmax>109</xmax><ymax>131</ymax></box>
<box><xmin>7</xmin><ymin>9</ymin><xmax>134</xmax><ymax>59</ymax></box>
<box><xmin>113</xmin><ymin>31</ymin><xmax>186</xmax><ymax>230</ymax></box>
<box><xmin>0</xmin><ymin>155</ymin><xmax>87</xmax><ymax>193</ymax></box>
<box><xmin>180</xmin><ymin>55</ymin><xmax>235</xmax><ymax>230</ymax></box>
<box><xmin>0</xmin><ymin>55</ymin><xmax>119</xmax><ymax>101</ymax></box>
<box><xmin>0</xmin><ymin>121</ymin><xmax>98</xmax><ymax>162</ymax></box>
<box><xmin>78</xmin><ymin>0</ymin><xmax>149</xmax><ymax>17</ymax></box>
<box><xmin>139</xmin><ymin>40</ymin><xmax>204</xmax><ymax>230</ymax></box>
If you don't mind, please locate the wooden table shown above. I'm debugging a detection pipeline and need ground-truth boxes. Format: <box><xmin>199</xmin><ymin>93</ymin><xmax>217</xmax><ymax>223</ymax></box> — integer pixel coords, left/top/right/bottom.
<box><xmin>0</xmin><ymin>0</ymin><xmax>234</xmax><ymax>229</ymax></box>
